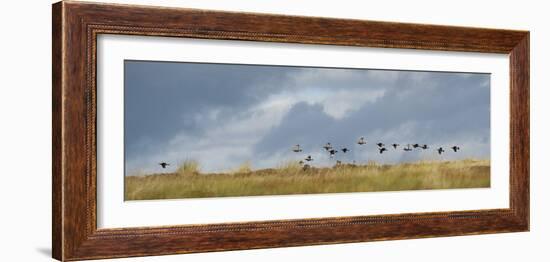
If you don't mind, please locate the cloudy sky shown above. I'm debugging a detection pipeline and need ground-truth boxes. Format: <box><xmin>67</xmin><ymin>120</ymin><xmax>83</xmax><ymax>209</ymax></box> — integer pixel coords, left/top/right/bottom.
<box><xmin>124</xmin><ymin>60</ymin><xmax>490</xmax><ymax>175</ymax></box>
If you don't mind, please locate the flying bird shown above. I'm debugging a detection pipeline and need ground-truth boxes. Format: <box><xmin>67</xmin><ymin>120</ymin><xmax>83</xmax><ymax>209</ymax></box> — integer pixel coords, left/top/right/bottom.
<box><xmin>379</xmin><ymin>147</ymin><xmax>388</xmax><ymax>154</ymax></box>
<box><xmin>437</xmin><ymin>147</ymin><xmax>445</xmax><ymax>155</ymax></box>
<box><xmin>392</xmin><ymin>143</ymin><xmax>399</xmax><ymax>149</ymax></box>
<box><xmin>341</xmin><ymin>148</ymin><xmax>349</xmax><ymax>153</ymax></box>
<box><xmin>305</xmin><ymin>155</ymin><xmax>314</xmax><ymax>162</ymax></box>
<box><xmin>329</xmin><ymin>149</ymin><xmax>338</xmax><ymax>157</ymax></box>
<box><xmin>292</xmin><ymin>144</ymin><xmax>303</xmax><ymax>152</ymax></box>
<box><xmin>323</xmin><ymin>143</ymin><xmax>333</xmax><ymax>151</ymax></box>
<box><xmin>421</xmin><ymin>144</ymin><xmax>429</xmax><ymax>150</ymax></box>
<box><xmin>376</xmin><ymin>143</ymin><xmax>385</xmax><ymax>148</ymax></box>
<box><xmin>404</xmin><ymin>144</ymin><xmax>413</xmax><ymax>151</ymax></box>
<box><xmin>298</xmin><ymin>160</ymin><xmax>304</xmax><ymax>165</ymax></box>
<box><xmin>357</xmin><ymin>137</ymin><xmax>367</xmax><ymax>145</ymax></box>
<box><xmin>412</xmin><ymin>143</ymin><xmax>420</xmax><ymax>149</ymax></box>
<box><xmin>451</xmin><ymin>146</ymin><xmax>460</xmax><ymax>152</ymax></box>
<box><xmin>159</xmin><ymin>162</ymin><xmax>170</xmax><ymax>169</ymax></box>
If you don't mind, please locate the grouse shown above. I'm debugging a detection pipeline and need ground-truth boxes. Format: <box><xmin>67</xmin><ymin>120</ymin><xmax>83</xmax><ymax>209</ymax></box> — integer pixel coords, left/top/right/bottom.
<box><xmin>292</xmin><ymin>144</ymin><xmax>303</xmax><ymax>152</ymax></box>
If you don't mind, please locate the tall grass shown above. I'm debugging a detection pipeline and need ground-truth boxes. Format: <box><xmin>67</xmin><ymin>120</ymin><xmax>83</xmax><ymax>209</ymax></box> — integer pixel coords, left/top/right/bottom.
<box><xmin>176</xmin><ymin>159</ymin><xmax>200</xmax><ymax>176</ymax></box>
<box><xmin>125</xmin><ymin>159</ymin><xmax>490</xmax><ymax>201</ymax></box>
<box><xmin>232</xmin><ymin>161</ymin><xmax>252</xmax><ymax>174</ymax></box>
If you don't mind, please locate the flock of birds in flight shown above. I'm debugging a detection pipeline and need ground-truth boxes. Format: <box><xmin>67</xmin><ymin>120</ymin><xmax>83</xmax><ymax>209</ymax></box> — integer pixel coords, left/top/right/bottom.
<box><xmin>156</xmin><ymin>136</ymin><xmax>461</xmax><ymax>169</ymax></box>
<box><xmin>293</xmin><ymin>136</ymin><xmax>460</xmax><ymax>165</ymax></box>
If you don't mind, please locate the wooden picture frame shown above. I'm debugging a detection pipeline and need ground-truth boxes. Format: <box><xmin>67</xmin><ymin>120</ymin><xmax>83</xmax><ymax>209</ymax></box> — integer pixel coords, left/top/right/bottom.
<box><xmin>52</xmin><ymin>1</ymin><xmax>529</xmax><ymax>261</ymax></box>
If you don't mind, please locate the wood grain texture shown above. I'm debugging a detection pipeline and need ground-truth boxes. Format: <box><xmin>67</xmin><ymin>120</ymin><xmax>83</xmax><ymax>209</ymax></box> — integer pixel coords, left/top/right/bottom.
<box><xmin>509</xmin><ymin>35</ymin><xmax>530</xmax><ymax>226</ymax></box>
<box><xmin>52</xmin><ymin>2</ymin><xmax>63</xmax><ymax>260</ymax></box>
<box><xmin>52</xmin><ymin>1</ymin><xmax>530</xmax><ymax>261</ymax></box>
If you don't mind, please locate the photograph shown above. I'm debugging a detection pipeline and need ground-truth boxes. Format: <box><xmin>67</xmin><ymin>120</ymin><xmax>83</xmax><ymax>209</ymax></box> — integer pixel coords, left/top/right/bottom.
<box><xmin>43</xmin><ymin>1</ymin><xmax>534</xmax><ymax>261</ymax></box>
<box><xmin>124</xmin><ymin>60</ymin><xmax>491</xmax><ymax>200</ymax></box>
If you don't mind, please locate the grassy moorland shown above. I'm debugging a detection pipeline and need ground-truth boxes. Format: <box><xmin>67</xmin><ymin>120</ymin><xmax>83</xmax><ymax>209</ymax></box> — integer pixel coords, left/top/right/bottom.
<box><xmin>125</xmin><ymin>160</ymin><xmax>490</xmax><ymax>200</ymax></box>
<box><xmin>125</xmin><ymin>159</ymin><xmax>490</xmax><ymax>201</ymax></box>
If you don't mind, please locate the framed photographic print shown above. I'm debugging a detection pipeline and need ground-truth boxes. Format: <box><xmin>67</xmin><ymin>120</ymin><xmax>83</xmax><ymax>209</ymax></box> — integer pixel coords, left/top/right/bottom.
<box><xmin>52</xmin><ymin>1</ymin><xmax>529</xmax><ymax>261</ymax></box>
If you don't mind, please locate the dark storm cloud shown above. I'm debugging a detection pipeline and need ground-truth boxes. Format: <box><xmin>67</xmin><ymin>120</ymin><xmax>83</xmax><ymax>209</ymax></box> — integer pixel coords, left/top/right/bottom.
<box><xmin>124</xmin><ymin>61</ymin><xmax>292</xmax><ymax>159</ymax></box>
<box><xmin>124</xmin><ymin>61</ymin><xmax>490</xmax><ymax>175</ymax></box>
<box><xmin>255</xmin><ymin>73</ymin><xmax>488</xmax><ymax>146</ymax></box>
